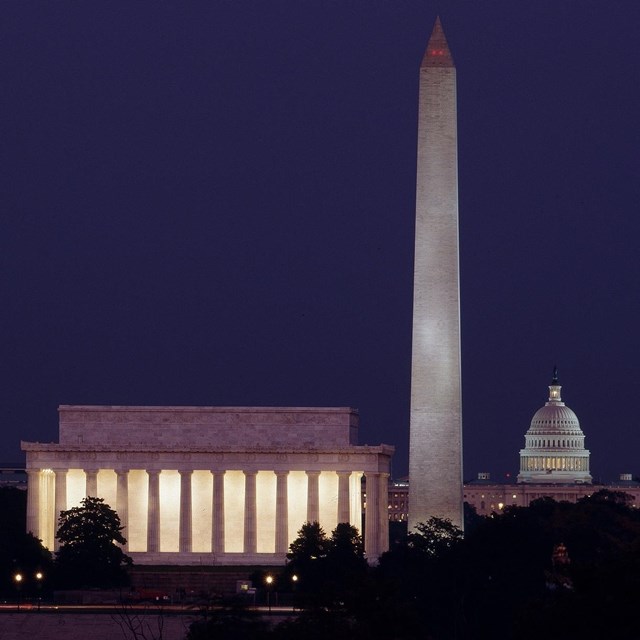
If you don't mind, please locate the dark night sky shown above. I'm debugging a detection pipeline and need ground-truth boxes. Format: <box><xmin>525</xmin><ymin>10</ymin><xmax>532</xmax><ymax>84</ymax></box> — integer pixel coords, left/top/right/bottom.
<box><xmin>1</xmin><ymin>1</ymin><xmax>639</xmax><ymax>482</ymax></box>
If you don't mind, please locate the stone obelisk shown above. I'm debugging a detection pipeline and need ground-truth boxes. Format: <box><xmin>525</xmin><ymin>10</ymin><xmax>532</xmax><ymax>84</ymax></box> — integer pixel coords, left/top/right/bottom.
<box><xmin>408</xmin><ymin>17</ymin><xmax>463</xmax><ymax>530</ymax></box>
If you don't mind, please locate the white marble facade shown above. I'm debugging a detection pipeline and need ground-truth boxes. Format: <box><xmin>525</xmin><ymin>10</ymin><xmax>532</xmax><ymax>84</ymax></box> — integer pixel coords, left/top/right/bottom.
<box><xmin>409</xmin><ymin>18</ymin><xmax>463</xmax><ymax>530</ymax></box>
<box><xmin>22</xmin><ymin>406</ymin><xmax>393</xmax><ymax>564</ymax></box>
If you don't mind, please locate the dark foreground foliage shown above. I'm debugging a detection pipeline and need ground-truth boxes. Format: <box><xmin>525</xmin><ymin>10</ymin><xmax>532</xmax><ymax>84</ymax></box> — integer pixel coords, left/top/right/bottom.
<box><xmin>283</xmin><ymin>521</ymin><xmax>368</xmax><ymax>610</ymax></box>
<box><xmin>0</xmin><ymin>487</ymin><xmax>52</xmax><ymax>598</ymax></box>
<box><xmin>187</xmin><ymin>491</ymin><xmax>640</xmax><ymax>640</ymax></box>
<box><xmin>55</xmin><ymin>496</ymin><xmax>132</xmax><ymax>588</ymax></box>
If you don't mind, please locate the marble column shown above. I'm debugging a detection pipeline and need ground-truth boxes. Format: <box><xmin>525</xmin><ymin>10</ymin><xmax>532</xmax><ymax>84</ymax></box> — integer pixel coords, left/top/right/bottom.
<box><xmin>53</xmin><ymin>468</ymin><xmax>67</xmax><ymax>516</ymax></box>
<box><xmin>378</xmin><ymin>473</ymin><xmax>390</xmax><ymax>554</ymax></box>
<box><xmin>53</xmin><ymin>468</ymin><xmax>68</xmax><ymax>551</ymax></box>
<box><xmin>179</xmin><ymin>470</ymin><xmax>193</xmax><ymax>554</ymax></box>
<box><xmin>243</xmin><ymin>471</ymin><xmax>257</xmax><ymax>554</ymax></box>
<box><xmin>212</xmin><ymin>471</ymin><xmax>225</xmax><ymax>555</ymax></box>
<box><xmin>41</xmin><ymin>471</ymin><xmax>55</xmax><ymax>549</ymax></box>
<box><xmin>147</xmin><ymin>470</ymin><xmax>161</xmax><ymax>553</ymax></box>
<box><xmin>116</xmin><ymin>470</ymin><xmax>129</xmax><ymax>551</ymax></box>
<box><xmin>85</xmin><ymin>469</ymin><xmax>98</xmax><ymax>497</ymax></box>
<box><xmin>26</xmin><ymin>469</ymin><xmax>40</xmax><ymax>539</ymax></box>
<box><xmin>337</xmin><ymin>471</ymin><xmax>351</xmax><ymax>524</ymax></box>
<box><xmin>275</xmin><ymin>471</ymin><xmax>289</xmax><ymax>554</ymax></box>
<box><xmin>306</xmin><ymin>471</ymin><xmax>320</xmax><ymax>523</ymax></box>
<box><xmin>364</xmin><ymin>472</ymin><xmax>380</xmax><ymax>561</ymax></box>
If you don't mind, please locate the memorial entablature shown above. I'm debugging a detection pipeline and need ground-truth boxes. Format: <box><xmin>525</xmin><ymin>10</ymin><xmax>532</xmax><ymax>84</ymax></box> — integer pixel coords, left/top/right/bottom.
<box><xmin>23</xmin><ymin>405</ymin><xmax>393</xmax><ymax>564</ymax></box>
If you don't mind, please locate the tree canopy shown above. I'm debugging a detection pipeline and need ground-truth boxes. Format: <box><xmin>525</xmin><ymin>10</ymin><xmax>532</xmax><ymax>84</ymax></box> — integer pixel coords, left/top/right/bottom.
<box><xmin>372</xmin><ymin>491</ymin><xmax>640</xmax><ymax>640</ymax></box>
<box><xmin>186</xmin><ymin>493</ymin><xmax>640</xmax><ymax>639</ymax></box>
<box><xmin>407</xmin><ymin>516</ymin><xmax>464</xmax><ymax>556</ymax></box>
<box><xmin>0</xmin><ymin>487</ymin><xmax>52</xmax><ymax>598</ymax></box>
<box><xmin>55</xmin><ymin>496</ymin><xmax>131</xmax><ymax>588</ymax></box>
<box><xmin>285</xmin><ymin>521</ymin><xmax>367</xmax><ymax>610</ymax></box>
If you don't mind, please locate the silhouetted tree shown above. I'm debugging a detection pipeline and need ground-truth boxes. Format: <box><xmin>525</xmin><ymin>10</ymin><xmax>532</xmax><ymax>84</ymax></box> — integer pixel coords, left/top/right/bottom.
<box><xmin>186</xmin><ymin>494</ymin><xmax>640</xmax><ymax>640</ymax></box>
<box><xmin>287</xmin><ymin>521</ymin><xmax>329</xmax><ymax>564</ymax></box>
<box><xmin>323</xmin><ymin>523</ymin><xmax>368</xmax><ymax>609</ymax></box>
<box><xmin>55</xmin><ymin>496</ymin><xmax>131</xmax><ymax>588</ymax></box>
<box><xmin>463</xmin><ymin>500</ymin><xmax>484</xmax><ymax>534</ymax></box>
<box><xmin>408</xmin><ymin>516</ymin><xmax>464</xmax><ymax>556</ymax></box>
<box><xmin>284</xmin><ymin>521</ymin><xmax>330</xmax><ymax>608</ymax></box>
<box><xmin>371</xmin><ymin>517</ymin><xmax>464</xmax><ymax>639</ymax></box>
<box><xmin>459</xmin><ymin>491</ymin><xmax>640</xmax><ymax>640</ymax></box>
<box><xmin>284</xmin><ymin>521</ymin><xmax>369</xmax><ymax>610</ymax></box>
<box><xmin>0</xmin><ymin>487</ymin><xmax>52</xmax><ymax>598</ymax></box>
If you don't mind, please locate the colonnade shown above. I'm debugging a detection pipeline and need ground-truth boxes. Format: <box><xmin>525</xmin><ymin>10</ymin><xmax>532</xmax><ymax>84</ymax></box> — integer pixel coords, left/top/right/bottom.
<box><xmin>26</xmin><ymin>467</ymin><xmax>389</xmax><ymax>562</ymax></box>
<box><xmin>520</xmin><ymin>456</ymin><xmax>590</xmax><ymax>472</ymax></box>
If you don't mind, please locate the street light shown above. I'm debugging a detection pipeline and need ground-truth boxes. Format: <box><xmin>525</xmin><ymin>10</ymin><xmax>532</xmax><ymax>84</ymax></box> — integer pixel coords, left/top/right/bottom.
<box><xmin>14</xmin><ymin>573</ymin><xmax>23</xmax><ymax>610</ymax></box>
<box><xmin>265</xmin><ymin>575</ymin><xmax>274</xmax><ymax>613</ymax></box>
<box><xmin>35</xmin><ymin>571</ymin><xmax>44</xmax><ymax>611</ymax></box>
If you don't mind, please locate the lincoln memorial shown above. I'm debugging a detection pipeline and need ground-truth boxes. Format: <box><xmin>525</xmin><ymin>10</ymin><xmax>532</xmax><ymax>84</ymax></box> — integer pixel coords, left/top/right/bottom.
<box><xmin>22</xmin><ymin>405</ymin><xmax>394</xmax><ymax>564</ymax></box>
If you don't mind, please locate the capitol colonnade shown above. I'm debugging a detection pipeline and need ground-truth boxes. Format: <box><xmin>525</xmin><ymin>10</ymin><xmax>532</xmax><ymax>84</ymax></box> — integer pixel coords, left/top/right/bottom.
<box><xmin>22</xmin><ymin>406</ymin><xmax>393</xmax><ymax>564</ymax></box>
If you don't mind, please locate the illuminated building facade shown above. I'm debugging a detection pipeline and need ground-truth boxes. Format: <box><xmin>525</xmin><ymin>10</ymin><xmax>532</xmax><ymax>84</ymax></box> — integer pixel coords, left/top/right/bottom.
<box><xmin>388</xmin><ymin>478</ymin><xmax>409</xmax><ymax>522</ymax></box>
<box><xmin>22</xmin><ymin>405</ymin><xmax>393</xmax><ymax>564</ymax></box>
<box><xmin>517</xmin><ymin>371</ymin><xmax>591</xmax><ymax>484</ymax></box>
<box><xmin>389</xmin><ymin>474</ymin><xmax>639</xmax><ymax>522</ymax></box>
<box><xmin>409</xmin><ymin>17</ymin><xmax>463</xmax><ymax>530</ymax></box>
<box><xmin>464</xmin><ymin>473</ymin><xmax>639</xmax><ymax>516</ymax></box>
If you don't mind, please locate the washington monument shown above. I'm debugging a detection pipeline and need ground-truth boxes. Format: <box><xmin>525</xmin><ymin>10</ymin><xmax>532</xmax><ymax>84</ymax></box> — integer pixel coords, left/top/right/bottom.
<box><xmin>408</xmin><ymin>18</ymin><xmax>463</xmax><ymax>530</ymax></box>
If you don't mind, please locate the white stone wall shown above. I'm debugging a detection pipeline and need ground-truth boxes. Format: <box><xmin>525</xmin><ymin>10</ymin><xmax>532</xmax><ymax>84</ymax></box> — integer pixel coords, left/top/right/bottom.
<box><xmin>23</xmin><ymin>405</ymin><xmax>394</xmax><ymax>564</ymax></box>
<box><xmin>58</xmin><ymin>406</ymin><xmax>359</xmax><ymax>448</ymax></box>
<box><xmin>409</xmin><ymin>39</ymin><xmax>463</xmax><ymax>529</ymax></box>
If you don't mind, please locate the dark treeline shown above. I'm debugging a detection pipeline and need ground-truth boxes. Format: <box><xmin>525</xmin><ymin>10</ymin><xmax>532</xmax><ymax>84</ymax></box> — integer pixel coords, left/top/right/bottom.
<box><xmin>189</xmin><ymin>490</ymin><xmax>640</xmax><ymax>640</ymax></box>
<box><xmin>2</xmin><ymin>487</ymin><xmax>639</xmax><ymax>639</ymax></box>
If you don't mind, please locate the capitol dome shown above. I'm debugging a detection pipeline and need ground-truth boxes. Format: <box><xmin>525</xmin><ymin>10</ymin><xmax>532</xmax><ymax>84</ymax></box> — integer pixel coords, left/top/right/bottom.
<box><xmin>517</xmin><ymin>369</ymin><xmax>591</xmax><ymax>484</ymax></box>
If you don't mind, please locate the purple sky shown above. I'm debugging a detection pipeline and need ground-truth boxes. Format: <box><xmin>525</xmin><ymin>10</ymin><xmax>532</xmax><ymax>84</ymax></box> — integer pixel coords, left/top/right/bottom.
<box><xmin>1</xmin><ymin>1</ymin><xmax>639</xmax><ymax>482</ymax></box>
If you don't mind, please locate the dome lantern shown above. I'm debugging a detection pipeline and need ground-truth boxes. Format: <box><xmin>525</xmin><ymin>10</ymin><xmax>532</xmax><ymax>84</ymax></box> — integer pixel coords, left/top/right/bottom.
<box><xmin>548</xmin><ymin>365</ymin><xmax>561</xmax><ymax>402</ymax></box>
